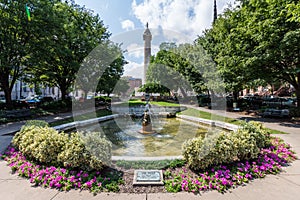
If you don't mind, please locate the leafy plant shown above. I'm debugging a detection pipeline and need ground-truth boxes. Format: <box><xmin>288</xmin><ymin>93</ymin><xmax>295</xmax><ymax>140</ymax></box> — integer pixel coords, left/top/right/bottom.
<box><xmin>12</xmin><ymin>125</ymin><xmax>112</xmax><ymax>170</ymax></box>
<box><xmin>182</xmin><ymin>122</ymin><xmax>271</xmax><ymax>170</ymax></box>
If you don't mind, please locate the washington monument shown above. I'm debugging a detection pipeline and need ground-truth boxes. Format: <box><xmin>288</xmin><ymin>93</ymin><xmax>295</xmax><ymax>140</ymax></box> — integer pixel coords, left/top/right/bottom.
<box><xmin>143</xmin><ymin>22</ymin><xmax>152</xmax><ymax>84</ymax></box>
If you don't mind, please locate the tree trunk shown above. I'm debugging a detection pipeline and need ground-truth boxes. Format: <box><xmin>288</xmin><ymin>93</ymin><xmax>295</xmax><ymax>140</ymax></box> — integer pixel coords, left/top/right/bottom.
<box><xmin>60</xmin><ymin>84</ymin><xmax>67</xmax><ymax>101</ymax></box>
<box><xmin>0</xmin><ymin>75</ymin><xmax>13</xmax><ymax>109</ymax></box>
<box><xmin>233</xmin><ymin>91</ymin><xmax>239</xmax><ymax>102</ymax></box>
<box><xmin>295</xmin><ymin>88</ymin><xmax>300</xmax><ymax>108</ymax></box>
<box><xmin>4</xmin><ymin>87</ymin><xmax>13</xmax><ymax>110</ymax></box>
<box><xmin>179</xmin><ymin>86</ymin><xmax>187</xmax><ymax>98</ymax></box>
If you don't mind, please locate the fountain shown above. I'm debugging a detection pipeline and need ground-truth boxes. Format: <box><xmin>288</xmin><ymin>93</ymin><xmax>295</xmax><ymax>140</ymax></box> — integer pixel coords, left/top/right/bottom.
<box><xmin>138</xmin><ymin>96</ymin><xmax>157</xmax><ymax>134</ymax></box>
<box><xmin>140</xmin><ymin>109</ymin><xmax>155</xmax><ymax>134</ymax></box>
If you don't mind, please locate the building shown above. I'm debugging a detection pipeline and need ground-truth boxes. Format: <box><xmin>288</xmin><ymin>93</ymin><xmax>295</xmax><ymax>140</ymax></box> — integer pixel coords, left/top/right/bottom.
<box><xmin>0</xmin><ymin>79</ymin><xmax>61</xmax><ymax>101</ymax></box>
<box><xmin>122</xmin><ymin>76</ymin><xmax>143</xmax><ymax>96</ymax></box>
<box><xmin>128</xmin><ymin>77</ymin><xmax>142</xmax><ymax>90</ymax></box>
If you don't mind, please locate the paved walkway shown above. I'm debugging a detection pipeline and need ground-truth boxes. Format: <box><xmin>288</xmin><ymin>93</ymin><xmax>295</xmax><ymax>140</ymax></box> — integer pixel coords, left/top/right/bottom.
<box><xmin>0</xmin><ymin>106</ymin><xmax>299</xmax><ymax>200</ymax></box>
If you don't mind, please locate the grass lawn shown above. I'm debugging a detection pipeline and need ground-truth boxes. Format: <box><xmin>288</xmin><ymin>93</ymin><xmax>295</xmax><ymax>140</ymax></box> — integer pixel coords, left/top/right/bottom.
<box><xmin>49</xmin><ymin>109</ymin><xmax>112</xmax><ymax>127</ymax></box>
<box><xmin>179</xmin><ymin>108</ymin><xmax>287</xmax><ymax>134</ymax></box>
<box><xmin>150</xmin><ymin>101</ymin><xmax>180</xmax><ymax>107</ymax></box>
<box><xmin>126</xmin><ymin>99</ymin><xmax>180</xmax><ymax>107</ymax></box>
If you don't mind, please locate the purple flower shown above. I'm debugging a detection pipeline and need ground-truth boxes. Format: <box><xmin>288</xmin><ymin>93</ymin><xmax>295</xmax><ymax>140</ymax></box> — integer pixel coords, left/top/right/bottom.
<box><xmin>54</xmin><ymin>183</ymin><xmax>62</xmax><ymax>188</ymax></box>
<box><xmin>60</xmin><ymin>168</ymin><xmax>66</xmax><ymax>174</ymax></box>
<box><xmin>85</xmin><ymin>181</ymin><xmax>92</xmax><ymax>188</ymax></box>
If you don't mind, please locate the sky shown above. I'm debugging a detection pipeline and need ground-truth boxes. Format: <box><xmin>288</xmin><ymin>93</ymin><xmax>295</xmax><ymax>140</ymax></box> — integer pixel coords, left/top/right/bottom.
<box><xmin>74</xmin><ymin>0</ymin><xmax>236</xmax><ymax>80</ymax></box>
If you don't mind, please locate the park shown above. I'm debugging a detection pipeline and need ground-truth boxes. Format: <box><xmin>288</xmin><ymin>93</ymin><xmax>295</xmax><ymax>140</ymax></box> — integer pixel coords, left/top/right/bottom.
<box><xmin>0</xmin><ymin>0</ymin><xmax>300</xmax><ymax>199</ymax></box>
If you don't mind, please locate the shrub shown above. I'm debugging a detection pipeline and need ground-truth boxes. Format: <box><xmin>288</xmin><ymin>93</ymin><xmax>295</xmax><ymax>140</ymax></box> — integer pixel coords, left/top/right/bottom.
<box><xmin>237</xmin><ymin>121</ymin><xmax>271</xmax><ymax>149</ymax></box>
<box><xmin>39</xmin><ymin>99</ymin><xmax>72</xmax><ymax>111</ymax></box>
<box><xmin>12</xmin><ymin>126</ymin><xmax>68</xmax><ymax>164</ymax></box>
<box><xmin>13</xmin><ymin>121</ymin><xmax>49</xmax><ymax>150</ymax></box>
<box><xmin>58</xmin><ymin>132</ymin><xmax>112</xmax><ymax>170</ymax></box>
<box><xmin>182</xmin><ymin>122</ymin><xmax>271</xmax><ymax>170</ymax></box>
<box><xmin>12</xmin><ymin>125</ymin><xmax>112</xmax><ymax>170</ymax></box>
<box><xmin>24</xmin><ymin>120</ymin><xmax>49</xmax><ymax>127</ymax></box>
<box><xmin>289</xmin><ymin>107</ymin><xmax>300</xmax><ymax>117</ymax></box>
<box><xmin>81</xmin><ymin>131</ymin><xmax>112</xmax><ymax>167</ymax></box>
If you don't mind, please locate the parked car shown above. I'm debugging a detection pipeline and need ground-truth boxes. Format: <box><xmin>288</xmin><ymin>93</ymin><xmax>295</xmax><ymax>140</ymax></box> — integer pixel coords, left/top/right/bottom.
<box><xmin>0</xmin><ymin>96</ymin><xmax>5</xmax><ymax>103</ymax></box>
<box><xmin>262</xmin><ymin>109</ymin><xmax>290</xmax><ymax>118</ymax></box>
<box><xmin>262</xmin><ymin>97</ymin><xmax>296</xmax><ymax>108</ymax></box>
<box><xmin>12</xmin><ymin>100</ymin><xmax>30</xmax><ymax>109</ymax></box>
<box><xmin>39</xmin><ymin>96</ymin><xmax>54</xmax><ymax>104</ymax></box>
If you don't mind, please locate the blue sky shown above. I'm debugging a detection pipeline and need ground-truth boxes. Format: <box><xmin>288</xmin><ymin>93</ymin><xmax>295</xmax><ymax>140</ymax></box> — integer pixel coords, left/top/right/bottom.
<box><xmin>74</xmin><ymin>0</ymin><xmax>236</xmax><ymax>80</ymax></box>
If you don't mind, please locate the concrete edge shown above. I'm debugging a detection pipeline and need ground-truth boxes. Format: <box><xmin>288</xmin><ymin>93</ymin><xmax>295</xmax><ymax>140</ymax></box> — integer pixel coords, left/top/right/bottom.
<box><xmin>177</xmin><ymin>115</ymin><xmax>239</xmax><ymax>131</ymax></box>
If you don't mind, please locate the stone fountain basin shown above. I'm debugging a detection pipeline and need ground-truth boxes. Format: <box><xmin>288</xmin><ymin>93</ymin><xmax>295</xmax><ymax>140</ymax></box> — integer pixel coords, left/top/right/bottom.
<box><xmin>53</xmin><ymin>113</ymin><xmax>237</xmax><ymax>159</ymax></box>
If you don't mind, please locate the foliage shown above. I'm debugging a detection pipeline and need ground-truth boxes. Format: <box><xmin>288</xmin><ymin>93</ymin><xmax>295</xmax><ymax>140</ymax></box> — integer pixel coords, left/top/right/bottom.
<box><xmin>182</xmin><ymin>122</ymin><xmax>271</xmax><ymax>170</ymax></box>
<box><xmin>0</xmin><ymin>0</ymin><xmax>51</xmax><ymax>108</ymax></box>
<box><xmin>23</xmin><ymin>120</ymin><xmax>49</xmax><ymax>128</ymax></box>
<box><xmin>74</xmin><ymin>42</ymin><xmax>127</xmax><ymax>99</ymax></box>
<box><xmin>12</xmin><ymin>125</ymin><xmax>112</xmax><ymax>170</ymax></box>
<box><xmin>165</xmin><ymin>137</ymin><xmax>297</xmax><ymax>193</ymax></box>
<box><xmin>113</xmin><ymin>77</ymin><xmax>130</xmax><ymax>96</ymax></box>
<box><xmin>39</xmin><ymin>99</ymin><xmax>72</xmax><ymax>111</ymax></box>
<box><xmin>3</xmin><ymin>146</ymin><xmax>124</xmax><ymax>193</ymax></box>
<box><xmin>199</xmin><ymin>0</ymin><xmax>300</xmax><ymax>105</ymax></box>
<box><xmin>96</xmin><ymin>54</ymin><xmax>128</xmax><ymax>96</ymax></box>
<box><xmin>148</xmin><ymin>42</ymin><xmax>218</xmax><ymax>97</ymax></box>
<box><xmin>139</xmin><ymin>82</ymin><xmax>170</xmax><ymax>95</ymax></box>
<box><xmin>0</xmin><ymin>0</ymin><xmax>122</xmax><ymax>106</ymax></box>
<box><xmin>28</xmin><ymin>1</ymin><xmax>112</xmax><ymax>100</ymax></box>
<box><xmin>289</xmin><ymin>107</ymin><xmax>300</xmax><ymax>117</ymax></box>
<box><xmin>2</xmin><ymin>133</ymin><xmax>297</xmax><ymax>194</ymax></box>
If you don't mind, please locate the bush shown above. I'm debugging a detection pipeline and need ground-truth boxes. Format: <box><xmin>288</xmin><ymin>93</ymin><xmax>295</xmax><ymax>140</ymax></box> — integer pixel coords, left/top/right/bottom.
<box><xmin>289</xmin><ymin>107</ymin><xmax>300</xmax><ymax>117</ymax></box>
<box><xmin>58</xmin><ymin>131</ymin><xmax>112</xmax><ymax>170</ymax></box>
<box><xmin>12</xmin><ymin>125</ymin><xmax>112</xmax><ymax>170</ymax></box>
<box><xmin>13</xmin><ymin>125</ymin><xmax>68</xmax><ymax>164</ymax></box>
<box><xmin>39</xmin><ymin>99</ymin><xmax>72</xmax><ymax>111</ymax></box>
<box><xmin>24</xmin><ymin>120</ymin><xmax>49</xmax><ymax>127</ymax></box>
<box><xmin>182</xmin><ymin>122</ymin><xmax>271</xmax><ymax>170</ymax></box>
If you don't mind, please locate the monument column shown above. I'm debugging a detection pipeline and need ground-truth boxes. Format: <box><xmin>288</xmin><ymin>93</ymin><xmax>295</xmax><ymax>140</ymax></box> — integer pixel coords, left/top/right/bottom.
<box><xmin>143</xmin><ymin>23</ymin><xmax>152</xmax><ymax>84</ymax></box>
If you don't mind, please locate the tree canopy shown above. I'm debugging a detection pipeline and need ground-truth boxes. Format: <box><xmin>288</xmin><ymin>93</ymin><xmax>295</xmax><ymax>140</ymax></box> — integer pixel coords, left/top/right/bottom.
<box><xmin>28</xmin><ymin>0</ymin><xmax>111</xmax><ymax>100</ymax></box>
<box><xmin>199</xmin><ymin>0</ymin><xmax>300</xmax><ymax>105</ymax></box>
<box><xmin>0</xmin><ymin>0</ymin><xmax>126</xmax><ymax>108</ymax></box>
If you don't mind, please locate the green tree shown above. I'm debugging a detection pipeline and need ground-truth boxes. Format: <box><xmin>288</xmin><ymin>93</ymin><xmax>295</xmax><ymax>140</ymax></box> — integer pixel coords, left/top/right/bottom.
<box><xmin>147</xmin><ymin>42</ymin><xmax>218</xmax><ymax>97</ymax></box>
<box><xmin>74</xmin><ymin>42</ymin><xmax>126</xmax><ymax>98</ymax></box>
<box><xmin>113</xmin><ymin>77</ymin><xmax>130</xmax><ymax>96</ymax></box>
<box><xmin>29</xmin><ymin>1</ymin><xmax>110</xmax><ymax>100</ymax></box>
<box><xmin>200</xmin><ymin>0</ymin><xmax>300</xmax><ymax>105</ymax></box>
<box><xmin>139</xmin><ymin>82</ymin><xmax>170</xmax><ymax>95</ymax></box>
<box><xmin>0</xmin><ymin>0</ymin><xmax>46</xmax><ymax>108</ymax></box>
<box><xmin>96</xmin><ymin>55</ymin><xmax>127</xmax><ymax>97</ymax></box>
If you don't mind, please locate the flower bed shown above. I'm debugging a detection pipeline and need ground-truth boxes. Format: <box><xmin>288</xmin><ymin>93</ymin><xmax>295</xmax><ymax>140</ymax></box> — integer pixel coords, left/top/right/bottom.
<box><xmin>164</xmin><ymin>137</ymin><xmax>297</xmax><ymax>193</ymax></box>
<box><xmin>1</xmin><ymin>137</ymin><xmax>296</xmax><ymax>194</ymax></box>
<box><xmin>1</xmin><ymin>146</ymin><xmax>124</xmax><ymax>194</ymax></box>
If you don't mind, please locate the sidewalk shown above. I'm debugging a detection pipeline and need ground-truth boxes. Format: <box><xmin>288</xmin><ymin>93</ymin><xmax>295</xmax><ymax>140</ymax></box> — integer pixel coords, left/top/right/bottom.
<box><xmin>0</xmin><ymin>106</ymin><xmax>299</xmax><ymax>200</ymax></box>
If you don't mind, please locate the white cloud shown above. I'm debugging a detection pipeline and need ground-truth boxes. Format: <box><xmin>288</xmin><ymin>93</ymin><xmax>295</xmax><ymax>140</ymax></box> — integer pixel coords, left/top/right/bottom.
<box><xmin>121</xmin><ymin>19</ymin><xmax>135</xmax><ymax>30</ymax></box>
<box><xmin>125</xmin><ymin>43</ymin><xmax>160</xmax><ymax>59</ymax></box>
<box><xmin>126</xmin><ymin>43</ymin><xmax>144</xmax><ymax>58</ymax></box>
<box><xmin>123</xmin><ymin>61</ymin><xmax>143</xmax><ymax>79</ymax></box>
<box><xmin>132</xmin><ymin>0</ymin><xmax>236</xmax><ymax>40</ymax></box>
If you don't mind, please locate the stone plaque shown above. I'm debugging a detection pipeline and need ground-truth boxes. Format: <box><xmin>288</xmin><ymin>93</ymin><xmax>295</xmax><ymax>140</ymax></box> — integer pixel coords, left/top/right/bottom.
<box><xmin>133</xmin><ymin>170</ymin><xmax>164</xmax><ymax>185</ymax></box>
